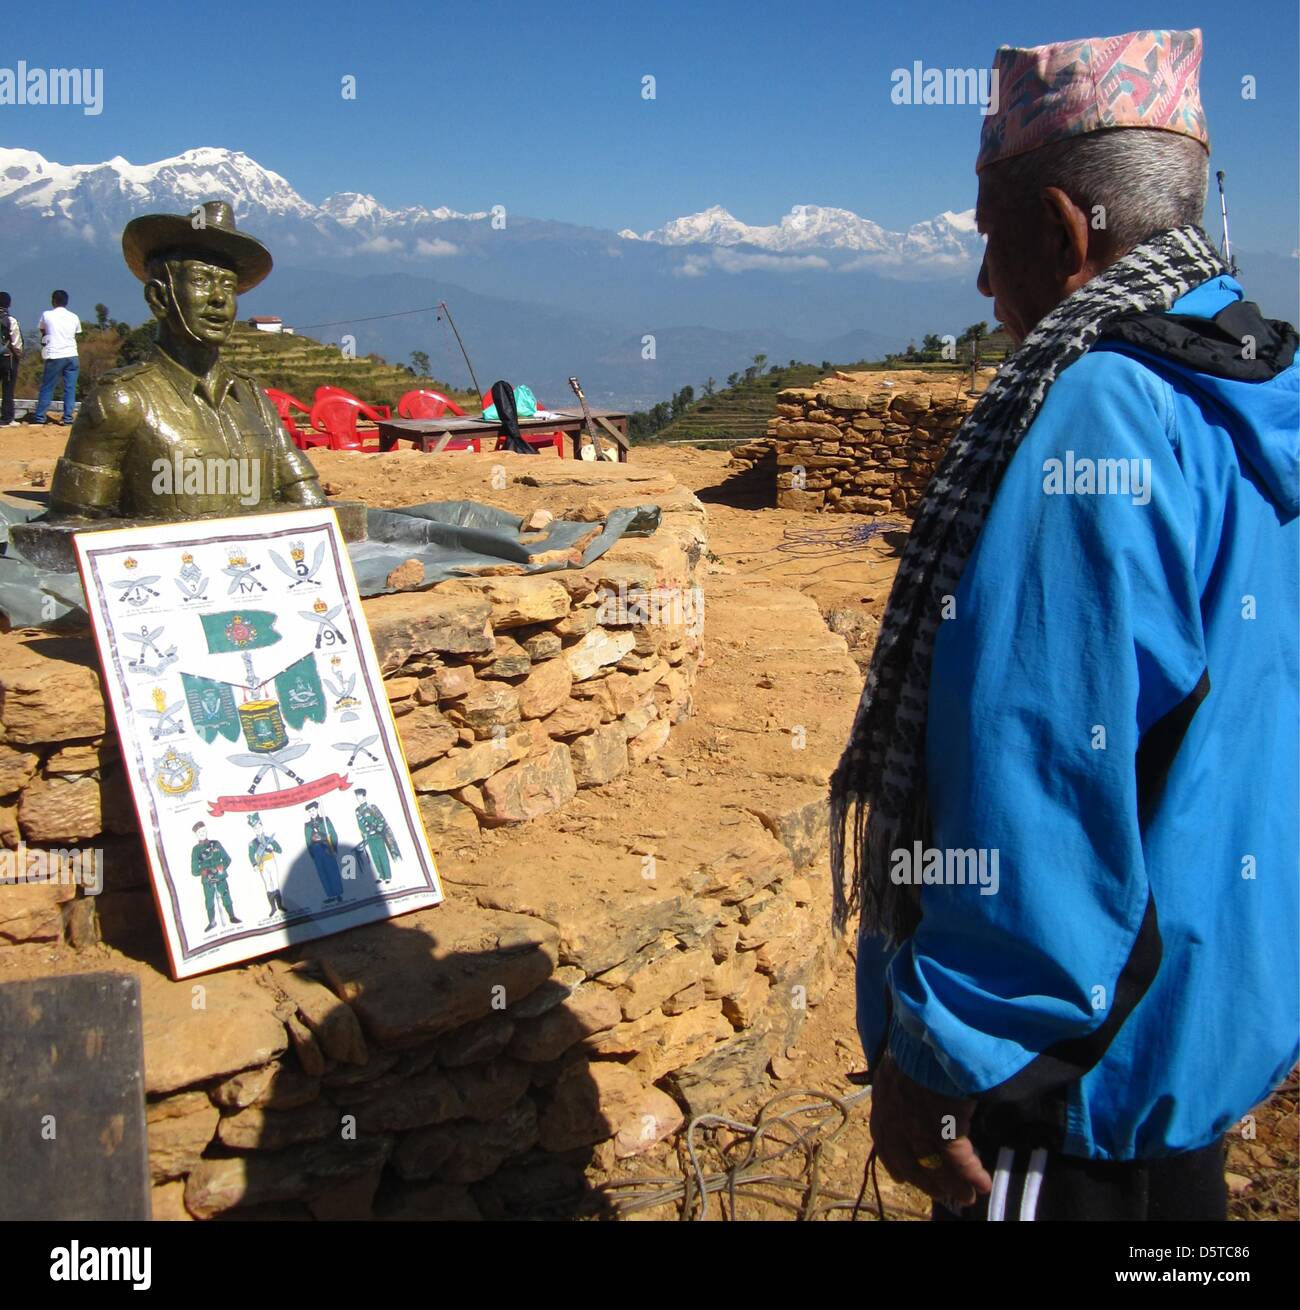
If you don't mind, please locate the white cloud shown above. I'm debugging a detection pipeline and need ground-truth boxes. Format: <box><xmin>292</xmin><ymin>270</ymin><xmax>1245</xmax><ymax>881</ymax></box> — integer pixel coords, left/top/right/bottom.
<box><xmin>673</xmin><ymin>248</ymin><xmax>828</xmax><ymax>277</ymax></box>
<box><xmin>415</xmin><ymin>237</ymin><xmax>458</xmax><ymax>257</ymax></box>
<box><xmin>356</xmin><ymin>235</ymin><xmax>403</xmax><ymax>254</ymax></box>
<box><xmin>711</xmin><ymin>248</ymin><xmax>828</xmax><ymax>274</ymax></box>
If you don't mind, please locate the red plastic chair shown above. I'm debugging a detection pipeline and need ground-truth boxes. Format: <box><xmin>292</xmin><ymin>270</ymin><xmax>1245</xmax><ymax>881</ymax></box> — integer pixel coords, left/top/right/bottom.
<box><xmin>314</xmin><ymin>385</ymin><xmax>391</xmax><ymax>419</ymax></box>
<box><xmin>397</xmin><ymin>389</ymin><xmax>467</xmax><ymax>420</ymax></box>
<box><xmin>388</xmin><ymin>389</ymin><xmax>480</xmax><ymax>452</ymax></box>
<box><xmin>481</xmin><ymin>390</ymin><xmax>565</xmax><ymax>458</ymax></box>
<box><xmin>309</xmin><ymin>394</ymin><xmax>385</xmax><ymax>452</ymax></box>
<box><xmin>265</xmin><ymin>388</ymin><xmax>322</xmax><ymax>450</ymax></box>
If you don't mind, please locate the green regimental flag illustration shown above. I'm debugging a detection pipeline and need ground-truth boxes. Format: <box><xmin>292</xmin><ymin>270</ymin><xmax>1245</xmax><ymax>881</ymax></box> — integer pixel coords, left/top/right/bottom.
<box><xmin>200</xmin><ymin>610</ymin><xmax>282</xmax><ymax>654</ymax></box>
<box><xmin>181</xmin><ymin>672</ymin><xmax>240</xmax><ymax>743</ymax></box>
<box><xmin>274</xmin><ymin>654</ymin><xmax>327</xmax><ymax>731</ymax></box>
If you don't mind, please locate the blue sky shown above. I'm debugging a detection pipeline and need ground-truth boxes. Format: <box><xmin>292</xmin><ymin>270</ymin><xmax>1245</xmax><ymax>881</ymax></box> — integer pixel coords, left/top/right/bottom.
<box><xmin>5</xmin><ymin>0</ymin><xmax>1298</xmax><ymax>253</ymax></box>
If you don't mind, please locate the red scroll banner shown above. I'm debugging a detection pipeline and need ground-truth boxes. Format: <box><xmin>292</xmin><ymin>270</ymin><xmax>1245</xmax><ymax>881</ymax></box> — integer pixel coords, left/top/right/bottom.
<box><xmin>208</xmin><ymin>773</ymin><xmax>351</xmax><ymax>816</ymax></box>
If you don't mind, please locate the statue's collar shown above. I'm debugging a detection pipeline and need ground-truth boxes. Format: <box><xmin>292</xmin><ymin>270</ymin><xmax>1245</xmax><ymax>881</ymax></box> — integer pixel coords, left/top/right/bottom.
<box><xmin>153</xmin><ymin>343</ymin><xmax>235</xmax><ymax>409</ymax></box>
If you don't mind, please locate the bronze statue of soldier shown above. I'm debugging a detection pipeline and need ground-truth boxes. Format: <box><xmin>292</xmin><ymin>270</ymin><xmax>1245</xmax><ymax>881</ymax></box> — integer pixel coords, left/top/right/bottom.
<box><xmin>47</xmin><ymin>200</ymin><xmax>327</xmax><ymax>521</ymax></box>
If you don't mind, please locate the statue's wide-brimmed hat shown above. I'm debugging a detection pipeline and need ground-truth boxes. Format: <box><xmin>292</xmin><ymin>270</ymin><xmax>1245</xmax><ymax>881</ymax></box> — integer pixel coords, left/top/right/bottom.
<box><xmin>122</xmin><ymin>200</ymin><xmax>272</xmax><ymax>293</ymax></box>
<box><xmin>977</xmin><ymin>28</ymin><xmax>1209</xmax><ymax>172</ymax></box>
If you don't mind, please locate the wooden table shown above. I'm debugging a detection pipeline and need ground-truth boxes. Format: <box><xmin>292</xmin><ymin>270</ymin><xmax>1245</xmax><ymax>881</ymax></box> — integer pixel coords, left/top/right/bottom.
<box><xmin>375</xmin><ymin>408</ymin><xmax>631</xmax><ymax>461</ymax></box>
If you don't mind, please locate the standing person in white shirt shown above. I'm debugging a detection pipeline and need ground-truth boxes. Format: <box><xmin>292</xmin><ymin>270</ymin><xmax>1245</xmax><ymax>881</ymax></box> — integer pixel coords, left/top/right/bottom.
<box><xmin>0</xmin><ymin>292</ymin><xmax>22</xmax><ymax>427</ymax></box>
<box><xmin>27</xmin><ymin>290</ymin><xmax>81</xmax><ymax>425</ymax></box>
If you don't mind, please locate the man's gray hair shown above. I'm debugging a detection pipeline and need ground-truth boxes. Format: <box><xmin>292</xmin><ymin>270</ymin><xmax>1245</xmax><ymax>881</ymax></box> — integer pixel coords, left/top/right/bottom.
<box><xmin>987</xmin><ymin>129</ymin><xmax>1209</xmax><ymax>257</ymax></box>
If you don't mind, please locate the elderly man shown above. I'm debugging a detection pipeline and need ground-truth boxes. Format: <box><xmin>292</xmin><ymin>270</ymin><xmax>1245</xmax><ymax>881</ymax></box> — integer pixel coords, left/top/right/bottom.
<box><xmin>834</xmin><ymin>29</ymin><xmax>1297</xmax><ymax>1222</ymax></box>
<box><xmin>49</xmin><ymin>200</ymin><xmax>325</xmax><ymax>520</ymax></box>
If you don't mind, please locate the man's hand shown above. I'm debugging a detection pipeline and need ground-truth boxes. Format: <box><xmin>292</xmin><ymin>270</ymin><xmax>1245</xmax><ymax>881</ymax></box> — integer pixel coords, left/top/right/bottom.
<box><xmin>869</xmin><ymin>1053</ymin><xmax>992</xmax><ymax>1209</ymax></box>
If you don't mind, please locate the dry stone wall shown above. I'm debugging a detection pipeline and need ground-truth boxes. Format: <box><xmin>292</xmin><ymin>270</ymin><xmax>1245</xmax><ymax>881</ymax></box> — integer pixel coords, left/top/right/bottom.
<box><xmin>728</xmin><ymin>371</ymin><xmax>976</xmax><ymax>514</ymax></box>
<box><xmin>0</xmin><ymin>484</ymin><xmax>842</xmax><ymax>1220</ymax></box>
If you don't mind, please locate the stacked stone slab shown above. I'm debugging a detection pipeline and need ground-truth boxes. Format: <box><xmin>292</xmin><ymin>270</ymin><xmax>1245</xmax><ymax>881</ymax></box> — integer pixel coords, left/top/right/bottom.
<box><xmin>728</xmin><ymin>371</ymin><xmax>975</xmax><ymax>514</ymax></box>
<box><xmin>0</xmin><ymin>484</ymin><xmax>844</xmax><ymax>1219</ymax></box>
<box><xmin>0</xmin><ymin>501</ymin><xmax>708</xmax><ymax>945</ymax></box>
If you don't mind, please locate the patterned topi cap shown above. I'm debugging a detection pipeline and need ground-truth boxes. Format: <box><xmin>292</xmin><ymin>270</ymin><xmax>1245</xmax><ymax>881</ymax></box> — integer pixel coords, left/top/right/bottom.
<box><xmin>977</xmin><ymin>29</ymin><xmax>1209</xmax><ymax>173</ymax></box>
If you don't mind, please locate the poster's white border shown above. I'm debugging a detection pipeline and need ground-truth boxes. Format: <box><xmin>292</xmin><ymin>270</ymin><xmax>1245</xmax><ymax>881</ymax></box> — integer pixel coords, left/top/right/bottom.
<box><xmin>74</xmin><ymin>507</ymin><xmax>444</xmax><ymax>978</ymax></box>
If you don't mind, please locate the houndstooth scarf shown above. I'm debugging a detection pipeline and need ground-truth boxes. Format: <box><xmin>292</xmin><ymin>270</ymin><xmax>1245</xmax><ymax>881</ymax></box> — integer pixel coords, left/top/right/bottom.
<box><xmin>830</xmin><ymin>225</ymin><xmax>1226</xmax><ymax>943</ymax></box>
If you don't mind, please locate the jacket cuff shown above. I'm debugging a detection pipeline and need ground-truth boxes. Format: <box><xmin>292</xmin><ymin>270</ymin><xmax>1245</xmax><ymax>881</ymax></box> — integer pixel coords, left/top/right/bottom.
<box><xmin>887</xmin><ymin>1014</ymin><xmax>971</xmax><ymax>1099</ymax></box>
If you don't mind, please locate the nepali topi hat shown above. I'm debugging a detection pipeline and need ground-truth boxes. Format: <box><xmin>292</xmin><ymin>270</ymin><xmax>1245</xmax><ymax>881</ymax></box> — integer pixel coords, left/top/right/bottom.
<box><xmin>977</xmin><ymin>28</ymin><xmax>1209</xmax><ymax>173</ymax></box>
<box><xmin>122</xmin><ymin>199</ymin><xmax>273</xmax><ymax>293</ymax></box>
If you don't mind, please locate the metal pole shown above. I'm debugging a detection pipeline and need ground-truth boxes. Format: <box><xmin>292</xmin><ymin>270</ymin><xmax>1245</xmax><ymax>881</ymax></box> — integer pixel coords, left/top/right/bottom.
<box><xmin>1216</xmin><ymin>171</ymin><xmax>1237</xmax><ymax>275</ymax></box>
<box><xmin>437</xmin><ymin>301</ymin><xmax>482</xmax><ymax>399</ymax></box>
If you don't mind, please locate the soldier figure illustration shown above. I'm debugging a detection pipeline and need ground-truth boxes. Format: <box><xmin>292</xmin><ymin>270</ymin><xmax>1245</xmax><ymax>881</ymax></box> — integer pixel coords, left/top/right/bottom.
<box><xmin>303</xmin><ymin>800</ymin><xmax>344</xmax><ymax>905</ymax></box>
<box><xmin>354</xmin><ymin>787</ymin><xmax>401</xmax><ymax>883</ymax></box>
<box><xmin>48</xmin><ymin>200</ymin><xmax>326</xmax><ymax>522</ymax></box>
<box><xmin>247</xmin><ymin>812</ymin><xmax>291</xmax><ymax>918</ymax></box>
<box><xmin>190</xmin><ymin>820</ymin><xmax>240</xmax><ymax>932</ymax></box>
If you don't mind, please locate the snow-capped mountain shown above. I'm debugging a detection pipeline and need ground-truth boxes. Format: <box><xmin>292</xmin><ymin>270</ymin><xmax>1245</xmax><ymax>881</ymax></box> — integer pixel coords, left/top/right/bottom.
<box><xmin>0</xmin><ymin>146</ymin><xmax>317</xmax><ymax>237</ymax></box>
<box><xmin>0</xmin><ymin>147</ymin><xmax>492</xmax><ymax>251</ymax></box>
<box><xmin>0</xmin><ymin>147</ymin><xmax>980</xmax><ymax>273</ymax></box>
<box><xmin>317</xmin><ymin>191</ymin><xmax>487</xmax><ymax>233</ymax></box>
<box><xmin>627</xmin><ymin>203</ymin><xmax>983</xmax><ymax>269</ymax></box>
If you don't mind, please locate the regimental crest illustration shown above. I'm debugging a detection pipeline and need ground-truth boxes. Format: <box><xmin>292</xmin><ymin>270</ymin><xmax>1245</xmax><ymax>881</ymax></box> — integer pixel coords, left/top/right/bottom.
<box><xmin>223</xmin><ymin>549</ymin><xmax>266</xmax><ymax>595</ymax></box>
<box><xmin>179</xmin><ymin>608</ymin><xmax>345</xmax><ymax>815</ymax></box>
<box><xmin>271</xmin><ymin>539</ymin><xmax>325</xmax><ymax>590</ymax></box>
<box><xmin>153</xmin><ymin>744</ymin><xmax>200</xmax><ymax>797</ymax></box>
<box><xmin>324</xmin><ymin>655</ymin><xmax>360</xmax><ymax>722</ymax></box>
<box><xmin>175</xmin><ymin>551</ymin><xmax>209</xmax><ymax>603</ymax></box>
<box><xmin>300</xmin><ymin>596</ymin><xmax>348</xmax><ymax>649</ymax></box>
<box><xmin>112</xmin><ymin>556</ymin><xmax>162</xmax><ymax>607</ymax></box>
<box><xmin>140</xmin><ymin>685</ymin><xmax>186</xmax><ymax>739</ymax></box>
<box><xmin>126</xmin><ymin>623</ymin><xmax>179</xmax><ymax>676</ymax></box>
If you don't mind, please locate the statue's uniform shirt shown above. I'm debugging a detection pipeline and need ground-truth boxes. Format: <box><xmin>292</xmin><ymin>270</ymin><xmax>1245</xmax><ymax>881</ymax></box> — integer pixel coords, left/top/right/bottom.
<box><xmin>49</xmin><ymin>345</ymin><xmax>324</xmax><ymax>519</ymax></box>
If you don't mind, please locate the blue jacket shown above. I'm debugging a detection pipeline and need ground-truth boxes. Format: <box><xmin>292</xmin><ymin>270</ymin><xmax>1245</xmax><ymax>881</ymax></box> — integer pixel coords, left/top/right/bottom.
<box><xmin>857</xmin><ymin>275</ymin><xmax>1299</xmax><ymax>1160</ymax></box>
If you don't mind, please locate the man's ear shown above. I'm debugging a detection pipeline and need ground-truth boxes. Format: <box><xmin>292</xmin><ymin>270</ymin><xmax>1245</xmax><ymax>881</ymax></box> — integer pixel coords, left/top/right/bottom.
<box><xmin>142</xmin><ymin>279</ymin><xmax>170</xmax><ymax>323</ymax></box>
<box><xmin>1041</xmin><ymin>186</ymin><xmax>1094</xmax><ymax>289</ymax></box>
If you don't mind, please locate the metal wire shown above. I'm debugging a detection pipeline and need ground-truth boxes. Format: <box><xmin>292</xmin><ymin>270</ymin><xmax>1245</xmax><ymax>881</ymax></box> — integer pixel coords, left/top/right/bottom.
<box><xmin>775</xmin><ymin>521</ymin><xmax>909</xmax><ymax>558</ymax></box>
<box><xmin>597</xmin><ymin>1084</ymin><xmax>886</xmax><ymax>1221</ymax></box>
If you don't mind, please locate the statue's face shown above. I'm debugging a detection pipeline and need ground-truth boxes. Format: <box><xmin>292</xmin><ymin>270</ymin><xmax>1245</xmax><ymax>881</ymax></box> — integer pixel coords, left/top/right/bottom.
<box><xmin>165</xmin><ymin>258</ymin><xmax>239</xmax><ymax>346</ymax></box>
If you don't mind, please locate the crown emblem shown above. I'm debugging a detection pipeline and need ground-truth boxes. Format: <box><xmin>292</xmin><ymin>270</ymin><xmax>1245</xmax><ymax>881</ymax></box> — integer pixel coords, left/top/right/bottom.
<box><xmin>181</xmin><ymin>552</ymin><xmax>194</xmax><ymax>565</ymax></box>
<box><xmin>227</xmin><ymin>550</ymin><xmax>248</xmax><ymax>567</ymax></box>
<box><xmin>290</xmin><ymin>542</ymin><xmax>305</xmax><ymax>562</ymax></box>
<box><xmin>313</xmin><ymin>597</ymin><xmax>328</xmax><ymax>613</ymax></box>
<box><xmin>123</xmin><ymin>557</ymin><xmax>138</xmax><ymax>570</ymax></box>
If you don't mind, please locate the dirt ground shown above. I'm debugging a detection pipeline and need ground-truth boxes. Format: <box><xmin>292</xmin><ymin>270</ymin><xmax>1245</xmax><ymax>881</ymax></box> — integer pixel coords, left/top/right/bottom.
<box><xmin>1</xmin><ymin>428</ymin><xmax>1294</xmax><ymax>1222</ymax></box>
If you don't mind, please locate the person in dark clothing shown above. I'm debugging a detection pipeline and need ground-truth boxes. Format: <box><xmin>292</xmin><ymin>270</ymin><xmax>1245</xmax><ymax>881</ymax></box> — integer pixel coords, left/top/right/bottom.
<box><xmin>0</xmin><ymin>292</ymin><xmax>22</xmax><ymax>426</ymax></box>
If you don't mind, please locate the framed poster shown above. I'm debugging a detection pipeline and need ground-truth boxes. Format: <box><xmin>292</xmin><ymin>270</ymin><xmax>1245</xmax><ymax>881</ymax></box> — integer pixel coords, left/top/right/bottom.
<box><xmin>75</xmin><ymin>507</ymin><xmax>443</xmax><ymax>978</ymax></box>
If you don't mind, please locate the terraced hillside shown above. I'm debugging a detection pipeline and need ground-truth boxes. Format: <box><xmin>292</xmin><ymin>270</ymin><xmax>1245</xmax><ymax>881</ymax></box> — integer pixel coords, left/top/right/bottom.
<box><xmin>649</xmin><ymin>364</ymin><xmax>845</xmax><ymax>446</ymax></box>
<box><xmin>220</xmin><ymin>326</ymin><xmax>478</xmax><ymax>411</ymax></box>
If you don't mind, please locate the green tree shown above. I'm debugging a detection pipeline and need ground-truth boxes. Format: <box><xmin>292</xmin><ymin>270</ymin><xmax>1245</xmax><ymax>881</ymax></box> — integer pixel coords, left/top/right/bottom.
<box><xmin>117</xmin><ymin>321</ymin><xmax>158</xmax><ymax>366</ymax></box>
<box><xmin>752</xmin><ymin>352</ymin><xmax>768</xmax><ymax>374</ymax></box>
<box><xmin>921</xmin><ymin>333</ymin><xmax>944</xmax><ymax>358</ymax></box>
<box><xmin>94</xmin><ymin>303</ymin><xmax>110</xmax><ymax>330</ymax></box>
<box><xmin>704</xmin><ymin>377</ymin><xmax>716</xmax><ymax>396</ymax></box>
<box><xmin>726</xmin><ymin>372</ymin><xmax>739</xmax><ymax>388</ymax></box>
<box><xmin>409</xmin><ymin>350</ymin><xmax>431</xmax><ymax>376</ymax></box>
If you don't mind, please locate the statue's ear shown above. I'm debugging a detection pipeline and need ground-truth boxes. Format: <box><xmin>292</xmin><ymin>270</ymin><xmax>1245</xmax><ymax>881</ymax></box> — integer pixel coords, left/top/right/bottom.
<box><xmin>143</xmin><ymin>278</ymin><xmax>170</xmax><ymax>322</ymax></box>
